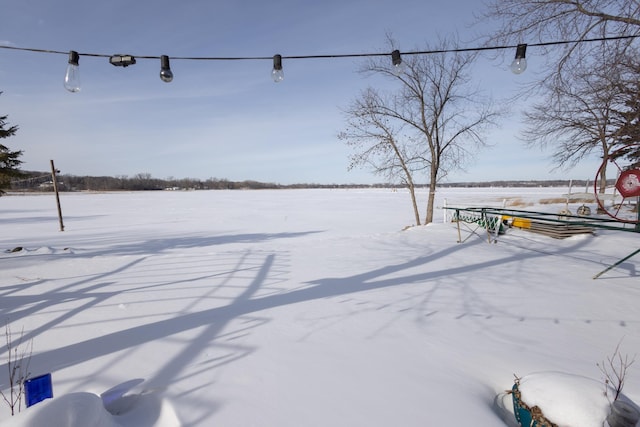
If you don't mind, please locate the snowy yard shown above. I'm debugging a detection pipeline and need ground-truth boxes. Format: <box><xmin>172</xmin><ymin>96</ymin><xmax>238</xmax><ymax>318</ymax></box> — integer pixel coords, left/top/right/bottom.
<box><xmin>0</xmin><ymin>188</ymin><xmax>638</xmax><ymax>426</ymax></box>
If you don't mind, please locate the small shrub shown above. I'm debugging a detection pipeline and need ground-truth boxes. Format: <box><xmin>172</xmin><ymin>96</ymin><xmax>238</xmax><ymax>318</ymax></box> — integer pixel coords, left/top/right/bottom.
<box><xmin>503</xmin><ymin>197</ymin><xmax>532</xmax><ymax>207</ymax></box>
<box><xmin>598</xmin><ymin>341</ymin><xmax>636</xmax><ymax>402</ymax></box>
<box><xmin>538</xmin><ymin>197</ymin><xmax>568</xmax><ymax>204</ymax></box>
<box><xmin>0</xmin><ymin>324</ymin><xmax>32</xmax><ymax>416</ymax></box>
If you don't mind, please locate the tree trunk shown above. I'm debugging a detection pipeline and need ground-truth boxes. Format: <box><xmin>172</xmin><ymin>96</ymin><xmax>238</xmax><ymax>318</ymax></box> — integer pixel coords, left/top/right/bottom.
<box><xmin>599</xmin><ymin>164</ymin><xmax>608</xmax><ymax>194</ymax></box>
<box><xmin>422</xmin><ymin>158</ymin><xmax>440</xmax><ymax>224</ymax></box>
<box><xmin>424</xmin><ymin>177</ymin><xmax>436</xmax><ymax>225</ymax></box>
<box><xmin>597</xmin><ymin>153</ymin><xmax>608</xmax><ymax>214</ymax></box>
<box><xmin>425</xmin><ymin>186</ymin><xmax>436</xmax><ymax>224</ymax></box>
<box><xmin>407</xmin><ymin>181</ymin><xmax>421</xmax><ymax>226</ymax></box>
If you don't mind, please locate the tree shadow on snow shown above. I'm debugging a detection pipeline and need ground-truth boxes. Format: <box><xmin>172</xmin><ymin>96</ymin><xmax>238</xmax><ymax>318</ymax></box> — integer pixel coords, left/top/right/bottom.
<box><xmin>0</xmin><ymin>231</ymin><xmax>324</xmax><ymax>263</ymax></box>
<box><xmin>4</xmin><ymin>235</ymin><xmax>572</xmax><ymax>374</ymax></box>
<box><xmin>0</xmin><ymin>230</ymin><xmax>621</xmax><ymax>423</ymax></box>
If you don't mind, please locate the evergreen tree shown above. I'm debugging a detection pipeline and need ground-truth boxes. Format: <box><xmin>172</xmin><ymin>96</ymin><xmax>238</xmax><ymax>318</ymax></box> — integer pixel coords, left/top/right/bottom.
<box><xmin>611</xmin><ymin>60</ymin><xmax>640</xmax><ymax>165</ymax></box>
<box><xmin>0</xmin><ymin>93</ymin><xmax>24</xmax><ymax>195</ymax></box>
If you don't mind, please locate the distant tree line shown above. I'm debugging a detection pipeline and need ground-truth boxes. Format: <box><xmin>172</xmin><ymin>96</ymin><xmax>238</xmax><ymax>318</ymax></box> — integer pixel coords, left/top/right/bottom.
<box><xmin>440</xmin><ymin>180</ymin><xmax>610</xmax><ymax>188</ymax></box>
<box><xmin>8</xmin><ymin>171</ymin><xmax>606</xmax><ymax>193</ymax></box>
<box><xmin>10</xmin><ymin>171</ymin><xmax>382</xmax><ymax>192</ymax></box>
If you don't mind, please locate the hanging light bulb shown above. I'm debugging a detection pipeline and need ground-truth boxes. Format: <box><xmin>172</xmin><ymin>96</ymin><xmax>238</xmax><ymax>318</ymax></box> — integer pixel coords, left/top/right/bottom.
<box><xmin>510</xmin><ymin>44</ymin><xmax>528</xmax><ymax>74</ymax></box>
<box><xmin>391</xmin><ymin>49</ymin><xmax>406</xmax><ymax>76</ymax></box>
<box><xmin>159</xmin><ymin>55</ymin><xmax>173</xmax><ymax>83</ymax></box>
<box><xmin>271</xmin><ymin>54</ymin><xmax>284</xmax><ymax>83</ymax></box>
<box><xmin>64</xmin><ymin>50</ymin><xmax>81</xmax><ymax>93</ymax></box>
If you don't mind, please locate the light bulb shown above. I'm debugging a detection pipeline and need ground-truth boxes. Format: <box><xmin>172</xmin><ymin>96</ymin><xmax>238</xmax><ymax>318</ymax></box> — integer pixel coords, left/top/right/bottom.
<box><xmin>510</xmin><ymin>58</ymin><xmax>527</xmax><ymax>74</ymax></box>
<box><xmin>510</xmin><ymin>44</ymin><xmax>528</xmax><ymax>75</ymax></box>
<box><xmin>64</xmin><ymin>51</ymin><xmax>81</xmax><ymax>93</ymax></box>
<box><xmin>393</xmin><ymin>62</ymin><xmax>406</xmax><ymax>76</ymax></box>
<box><xmin>271</xmin><ymin>68</ymin><xmax>284</xmax><ymax>83</ymax></box>
<box><xmin>391</xmin><ymin>49</ymin><xmax>405</xmax><ymax>76</ymax></box>
<box><xmin>159</xmin><ymin>55</ymin><xmax>173</xmax><ymax>83</ymax></box>
<box><xmin>272</xmin><ymin>54</ymin><xmax>284</xmax><ymax>83</ymax></box>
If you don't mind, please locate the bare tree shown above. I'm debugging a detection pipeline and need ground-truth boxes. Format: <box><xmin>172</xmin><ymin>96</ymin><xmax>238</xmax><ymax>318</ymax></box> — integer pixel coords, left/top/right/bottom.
<box><xmin>340</xmin><ymin>88</ymin><xmax>423</xmax><ymax>224</ymax></box>
<box><xmin>480</xmin><ymin>0</ymin><xmax>640</xmax><ymax>78</ymax></box>
<box><xmin>340</xmin><ymin>37</ymin><xmax>502</xmax><ymax>224</ymax></box>
<box><xmin>480</xmin><ymin>0</ymin><xmax>640</xmax><ymax>178</ymax></box>
<box><xmin>521</xmin><ymin>53</ymin><xmax>630</xmax><ymax>192</ymax></box>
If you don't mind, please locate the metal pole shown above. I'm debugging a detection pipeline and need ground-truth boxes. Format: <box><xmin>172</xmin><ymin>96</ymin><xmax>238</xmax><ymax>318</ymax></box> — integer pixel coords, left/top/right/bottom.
<box><xmin>593</xmin><ymin>247</ymin><xmax>640</xmax><ymax>279</ymax></box>
<box><xmin>50</xmin><ymin>160</ymin><xmax>64</xmax><ymax>232</ymax></box>
<box><xmin>636</xmin><ymin>196</ymin><xmax>639</xmax><ymax>231</ymax></box>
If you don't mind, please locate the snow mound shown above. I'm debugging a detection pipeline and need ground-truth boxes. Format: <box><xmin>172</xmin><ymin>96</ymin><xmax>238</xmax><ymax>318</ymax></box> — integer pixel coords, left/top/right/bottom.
<box><xmin>517</xmin><ymin>371</ymin><xmax>638</xmax><ymax>427</ymax></box>
<box><xmin>2</xmin><ymin>393</ymin><xmax>121</xmax><ymax>427</ymax></box>
<box><xmin>0</xmin><ymin>390</ymin><xmax>180</xmax><ymax>427</ymax></box>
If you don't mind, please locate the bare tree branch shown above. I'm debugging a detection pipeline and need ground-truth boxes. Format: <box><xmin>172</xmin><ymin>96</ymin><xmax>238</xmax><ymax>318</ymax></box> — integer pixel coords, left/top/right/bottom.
<box><xmin>340</xmin><ymin>36</ymin><xmax>503</xmax><ymax>224</ymax></box>
<box><xmin>481</xmin><ymin>0</ymin><xmax>640</xmax><ymax>176</ymax></box>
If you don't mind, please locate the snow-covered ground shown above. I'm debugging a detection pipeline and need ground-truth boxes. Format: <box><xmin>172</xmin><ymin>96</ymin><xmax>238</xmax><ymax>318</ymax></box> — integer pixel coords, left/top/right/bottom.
<box><xmin>0</xmin><ymin>187</ymin><xmax>639</xmax><ymax>426</ymax></box>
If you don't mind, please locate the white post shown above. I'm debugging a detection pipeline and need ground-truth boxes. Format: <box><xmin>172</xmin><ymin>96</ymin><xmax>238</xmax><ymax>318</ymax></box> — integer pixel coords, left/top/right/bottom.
<box><xmin>443</xmin><ymin>198</ymin><xmax>447</xmax><ymax>223</ymax></box>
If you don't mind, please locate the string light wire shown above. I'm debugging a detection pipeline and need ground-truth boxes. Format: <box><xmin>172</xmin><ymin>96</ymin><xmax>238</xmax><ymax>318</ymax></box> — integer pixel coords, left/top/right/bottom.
<box><xmin>1</xmin><ymin>34</ymin><xmax>638</xmax><ymax>62</ymax></box>
<box><xmin>1</xmin><ymin>34</ymin><xmax>639</xmax><ymax>90</ymax></box>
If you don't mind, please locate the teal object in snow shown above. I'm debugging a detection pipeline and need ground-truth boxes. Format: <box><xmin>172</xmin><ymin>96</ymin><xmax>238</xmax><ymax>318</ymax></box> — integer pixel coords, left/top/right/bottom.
<box><xmin>512</xmin><ymin>383</ymin><xmax>533</xmax><ymax>426</ymax></box>
<box><xmin>511</xmin><ymin>382</ymin><xmax>556</xmax><ymax>427</ymax></box>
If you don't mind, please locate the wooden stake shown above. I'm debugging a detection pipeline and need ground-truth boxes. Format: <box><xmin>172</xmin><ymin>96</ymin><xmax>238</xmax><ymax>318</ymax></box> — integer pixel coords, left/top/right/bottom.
<box><xmin>50</xmin><ymin>160</ymin><xmax>64</xmax><ymax>232</ymax></box>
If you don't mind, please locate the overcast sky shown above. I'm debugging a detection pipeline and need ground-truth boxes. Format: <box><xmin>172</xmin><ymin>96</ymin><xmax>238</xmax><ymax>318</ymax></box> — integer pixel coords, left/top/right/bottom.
<box><xmin>0</xmin><ymin>0</ymin><xmax>603</xmax><ymax>184</ymax></box>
